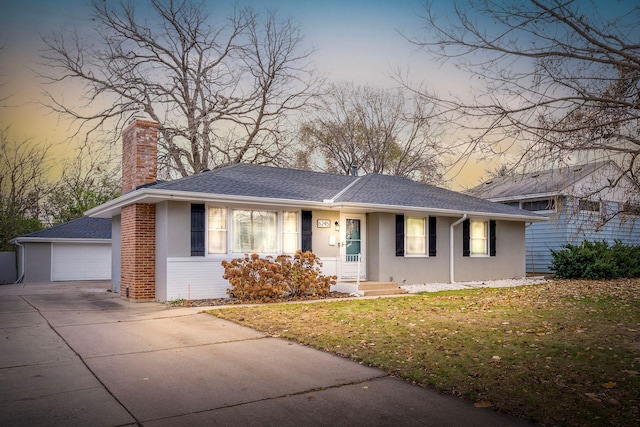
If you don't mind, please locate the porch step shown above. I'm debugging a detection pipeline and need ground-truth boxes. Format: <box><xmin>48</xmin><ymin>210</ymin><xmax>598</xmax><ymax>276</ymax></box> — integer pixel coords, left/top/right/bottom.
<box><xmin>357</xmin><ymin>281</ymin><xmax>399</xmax><ymax>291</ymax></box>
<box><xmin>345</xmin><ymin>281</ymin><xmax>408</xmax><ymax>297</ymax></box>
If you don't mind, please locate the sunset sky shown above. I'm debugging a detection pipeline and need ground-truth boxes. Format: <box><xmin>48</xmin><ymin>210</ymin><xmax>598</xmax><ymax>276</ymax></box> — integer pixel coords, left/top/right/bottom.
<box><xmin>0</xmin><ymin>0</ymin><xmax>545</xmax><ymax>188</ymax></box>
<box><xmin>0</xmin><ymin>0</ymin><xmax>488</xmax><ymax>187</ymax></box>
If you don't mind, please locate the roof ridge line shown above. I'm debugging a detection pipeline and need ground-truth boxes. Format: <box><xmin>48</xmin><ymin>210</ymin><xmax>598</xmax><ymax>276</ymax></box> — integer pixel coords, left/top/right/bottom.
<box><xmin>324</xmin><ymin>176</ymin><xmax>361</xmax><ymax>203</ymax></box>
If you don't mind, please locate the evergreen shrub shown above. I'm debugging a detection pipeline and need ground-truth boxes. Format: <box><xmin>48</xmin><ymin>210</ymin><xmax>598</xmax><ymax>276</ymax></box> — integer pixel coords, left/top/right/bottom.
<box><xmin>551</xmin><ymin>240</ymin><xmax>640</xmax><ymax>279</ymax></box>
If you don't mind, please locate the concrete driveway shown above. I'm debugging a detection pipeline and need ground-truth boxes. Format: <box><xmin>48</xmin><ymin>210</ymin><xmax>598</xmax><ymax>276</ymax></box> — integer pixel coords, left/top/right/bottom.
<box><xmin>0</xmin><ymin>281</ymin><xmax>535</xmax><ymax>426</ymax></box>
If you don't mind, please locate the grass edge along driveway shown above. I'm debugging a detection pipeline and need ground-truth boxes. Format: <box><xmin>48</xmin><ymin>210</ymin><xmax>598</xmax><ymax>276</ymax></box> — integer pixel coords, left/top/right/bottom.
<box><xmin>208</xmin><ymin>279</ymin><xmax>640</xmax><ymax>427</ymax></box>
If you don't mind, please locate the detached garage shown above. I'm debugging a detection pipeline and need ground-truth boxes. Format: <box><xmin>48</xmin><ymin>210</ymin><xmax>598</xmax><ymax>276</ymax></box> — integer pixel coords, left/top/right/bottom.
<box><xmin>11</xmin><ymin>217</ymin><xmax>111</xmax><ymax>283</ymax></box>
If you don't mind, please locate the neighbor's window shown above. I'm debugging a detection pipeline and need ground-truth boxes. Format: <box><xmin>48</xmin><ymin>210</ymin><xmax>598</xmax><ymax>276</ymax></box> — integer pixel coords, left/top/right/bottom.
<box><xmin>623</xmin><ymin>202</ymin><xmax>640</xmax><ymax>216</ymax></box>
<box><xmin>406</xmin><ymin>217</ymin><xmax>426</xmax><ymax>255</ymax></box>
<box><xmin>503</xmin><ymin>201</ymin><xmax>520</xmax><ymax>208</ymax></box>
<box><xmin>207</xmin><ymin>207</ymin><xmax>227</xmax><ymax>254</ymax></box>
<box><xmin>282</xmin><ymin>211</ymin><xmax>299</xmax><ymax>254</ymax></box>
<box><xmin>579</xmin><ymin>199</ymin><xmax>600</xmax><ymax>213</ymax></box>
<box><xmin>521</xmin><ymin>198</ymin><xmax>556</xmax><ymax>212</ymax></box>
<box><xmin>470</xmin><ymin>220</ymin><xmax>488</xmax><ymax>256</ymax></box>
<box><xmin>232</xmin><ymin>210</ymin><xmax>277</xmax><ymax>253</ymax></box>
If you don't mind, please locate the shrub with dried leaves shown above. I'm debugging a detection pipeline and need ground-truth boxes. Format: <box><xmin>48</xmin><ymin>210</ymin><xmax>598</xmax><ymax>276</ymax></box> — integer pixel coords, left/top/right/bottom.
<box><xmin>222</xmin><ymin>251</ymin><xmax>337</xmax><ymax>302</ymax></box>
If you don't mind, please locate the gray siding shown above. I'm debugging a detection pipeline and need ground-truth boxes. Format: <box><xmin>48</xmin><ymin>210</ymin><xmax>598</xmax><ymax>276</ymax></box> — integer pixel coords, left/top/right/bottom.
<box><xmin>156</xmin><ymin>203</ymin><xmax>169</xmax><ymax>302</ymax></box>
<box><xmin>310</xmin><ymin>210</ymin><xmax>340</xmax><ymax>258</ymax></box>
<box><xmin>0</xmin><ymin>252</ymin><xmax>17</xmax><ymax>283</ymax></box>
<box><xmin>24</xmin><ymin>242</ymin><xmax>52</xmax><ymax>282</ymax></box>
<box><xmin>167</xmin><ymin>201</ymin><xmax>191</xmax><ymax>257</ymax></box>
<box><xmin>455</xmin><ymin>220</ymin><xmax>525</xmax><ymax>281</ymax></box>
<box><xmin>156</xmin><ymin>201</ymin><xmax>191</xmax><ymax>301</ymax></box>
<box><xmin>367</xmin><ymin>214</ymin><xmax>525</xmax><ymax>284</ymax></box>
<box><xmin>111</xmin><ymin>215</ymin><xmax>121</xmax><ymax>293</ymax></box>
<box><xmin>367</xmin><ymin>213</ymin><xmax>448</xmax><ymax>284</ymax></box>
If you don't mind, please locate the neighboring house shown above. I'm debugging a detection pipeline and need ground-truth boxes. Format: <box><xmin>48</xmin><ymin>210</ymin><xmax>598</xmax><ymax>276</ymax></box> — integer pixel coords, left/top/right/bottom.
<box><xmin>467</xmin><ymin>161</ymin><xmax>640</xmax><ymax>273</ymax></box>
<box><xmin>86</xmin><ymin>118</ymin><xmax>545</xmax><ymax>302</ymax></box>
<box><xmin>10</xmin><ymin>216</ymin><xmax>112</xmax><ymax>282</ymax></box>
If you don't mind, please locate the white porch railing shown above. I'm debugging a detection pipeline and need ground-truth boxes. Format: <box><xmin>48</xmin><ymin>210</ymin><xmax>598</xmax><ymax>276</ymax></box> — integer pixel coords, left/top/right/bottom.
<box><xmin>339</xmin><ymin>253</ymin><xmax>365</xmax><ymax>282</ymax></box>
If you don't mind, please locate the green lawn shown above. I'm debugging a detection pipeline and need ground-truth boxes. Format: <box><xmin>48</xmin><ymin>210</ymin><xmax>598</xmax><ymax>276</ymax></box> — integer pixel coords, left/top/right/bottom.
<box><xmin>207</xmin><ymin>279</ymin><xmax>640</xmax><ymax>426</ymax></box>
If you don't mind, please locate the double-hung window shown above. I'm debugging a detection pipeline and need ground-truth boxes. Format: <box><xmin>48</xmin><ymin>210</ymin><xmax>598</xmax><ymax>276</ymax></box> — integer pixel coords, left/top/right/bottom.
<box><xmin>208</xmin><ymin>207</ymin><xmax>227</xmax><ymax>254</ymax></box>
<box><xmin>282</xmin><ymin>211</ymin><xmax>299</xmax><ymax>254</ymax></box>
<box><xmin>406</xmin><ymin>217</ymin><xmax>427</xmax><ymax>255</ymax></box>
<box><xmin>396</xmin><ymin>215</ymin><xmax>437</xmax><ymax>257</ymax></box>
<box><xmin>470</xmin><ymin>220</ymin><xmax>488</xmax><ymax>256</ymax></box>
<box><xmin>463</xmin><ymin>219</ymin><xmax>496</xmax><ymax>257</ymax></box>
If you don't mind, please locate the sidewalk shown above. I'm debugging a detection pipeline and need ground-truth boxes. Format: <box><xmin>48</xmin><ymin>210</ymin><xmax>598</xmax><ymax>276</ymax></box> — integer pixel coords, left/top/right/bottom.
<box><xmin>0</xmin><ymin>281</ymin><xmax>535</xmax><ymax>426</ymax></box>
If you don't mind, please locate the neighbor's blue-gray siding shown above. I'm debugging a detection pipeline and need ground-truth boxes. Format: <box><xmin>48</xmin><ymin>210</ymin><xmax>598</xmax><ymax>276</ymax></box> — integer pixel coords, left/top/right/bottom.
<box><xmin>526</xmin><ymin>202</ymin><xmax>640</xmax><ymax>273</ymax></box>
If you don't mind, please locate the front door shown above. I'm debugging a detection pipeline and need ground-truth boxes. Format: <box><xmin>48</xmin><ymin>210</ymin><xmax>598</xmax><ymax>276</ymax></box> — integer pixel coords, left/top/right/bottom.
<box><xmin>340</xmin><ymin>213</ymin><xmax>366</xmax><ymax>280</ymax></box>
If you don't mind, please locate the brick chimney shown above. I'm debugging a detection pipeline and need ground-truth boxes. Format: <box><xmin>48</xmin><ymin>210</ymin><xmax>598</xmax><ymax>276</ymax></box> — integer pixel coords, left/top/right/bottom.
<box><xmin>122</xmin><ymin>118</ymin><xmax>158</xmax><ymax>193</ymax></box>
<box><xmin>120</xmin><ymin>118</ymin><xmax>158</xmax><ymax>302</ymax></box>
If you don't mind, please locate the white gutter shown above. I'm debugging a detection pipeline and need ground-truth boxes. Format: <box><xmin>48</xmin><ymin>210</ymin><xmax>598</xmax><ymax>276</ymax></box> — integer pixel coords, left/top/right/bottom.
<box><xmin>328</xmin><ymin>202</ymin><xmax>546</xmax><ymax>222</ymax></box>
<box><xmin>449</xmin><ymin>214</ymin><xmax>467</xmax><ymax>284</ymax></box>
<box><xmin>11</xmin><ymin>237</ymin><xmax>111</xmax><ymax>244</ymax></box>
<box><xmin>487</xmin><ymin>192</ymin><xmax>560</xmax><ymax>203</ymax></box>
<box><xmin>85</xmin><ymin>183</ymin><xmax>547</xmax><ymax>224</ymax></box>
<box><xmin>85</xmin><ymin>188</ymin><xmax>330</xmax><ymax>218</ymax></box>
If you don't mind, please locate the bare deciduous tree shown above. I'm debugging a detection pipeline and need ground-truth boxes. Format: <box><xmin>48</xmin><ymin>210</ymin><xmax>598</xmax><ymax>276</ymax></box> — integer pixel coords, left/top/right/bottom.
<box><xmin>0</xmin><ymin>45</ymin><xmax>7</xmax><ymax>104</ymax></box>
<box><xmin>300</xmin><ymin>82</ymin><xmax>446</xmax><ymax>184</ymax></box>
<box><xmin>403</xmin><ymin>0</ymin><xmax>640</xmax><ymax>199</ymax></box>
<box><xmin>44</xmin><ymin>141</ymin><xmax>121</xmax><ymax>225</ymax></box>
<box><xmin>0</xmin><ymin>128</ymin><xmax>49</xmax><ymax>250</ymax></box>
<box><xmin>41</xmin><ymin>0</ymin><xmax>321</xmax><ymax>177</ymax></box>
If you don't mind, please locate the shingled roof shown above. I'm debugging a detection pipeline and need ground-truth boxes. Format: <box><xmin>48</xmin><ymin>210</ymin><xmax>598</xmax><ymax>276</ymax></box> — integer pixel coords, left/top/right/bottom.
<box><xmin>14</xmin><ymin>217</ymin><xmax>111</xmax><ymax>241</ymax></box>
<box><xmin>148</xmin><ymin>163</ymin><xmax>355</xmax><ymax>202</ymax></box>
<box><xmin>135</xmin><ymin>163</ymin><xmax>538</xmax><ymax>219</ymax></box>
<box><xmin>466</xmin><ymin>161</ymin><xmax>612</xmax><ymax>200</ymax></box>
<box><xmin>335</xmin><ymin>173</ymin><xmax>532</xmax><ymax>216</ymax></box>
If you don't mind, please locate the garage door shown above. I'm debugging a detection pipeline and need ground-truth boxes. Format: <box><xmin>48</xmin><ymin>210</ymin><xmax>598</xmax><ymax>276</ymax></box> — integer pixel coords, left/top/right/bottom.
<box><xmin>51</xmin><ymin>243</ymin><xmax>111</xmax><ymax>281</ymax></box>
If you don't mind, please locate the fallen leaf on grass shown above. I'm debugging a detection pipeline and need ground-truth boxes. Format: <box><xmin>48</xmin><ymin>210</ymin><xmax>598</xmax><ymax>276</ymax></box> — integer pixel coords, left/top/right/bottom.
<box><xmin>602</xmin><ymin>381</ymin><xmax>617</xmax><ymax>389</ymax></box>
<box><xmin>474</xmin><ymin>401</ymin><xmax>493</xmax><ymax>408</ymax></box>
<box><xmin>585</xmin><ymin>393</ymin><xmax>601</xmax><ymax>402</ymax></box>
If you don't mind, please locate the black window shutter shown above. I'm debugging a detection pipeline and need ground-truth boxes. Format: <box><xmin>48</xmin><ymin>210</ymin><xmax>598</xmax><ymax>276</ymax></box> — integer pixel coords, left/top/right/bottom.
<box><xmin>489</xmin><ymin>220</ymin><xmax>497</xmax><ymax>256</ymax></box>
<box><xmin>428</xmin><ymin>216</ymin><xmax>437</xmax><ymax>256</ymax></box>
<box><xmin>301</xmin><ymin>210</ymin><xmax>312</xmax><ymax>252</ymax></box>
<box><xmin>462</xmin><ymin>219</ymin><xmax>470</xmax><ymax>257</ymax></box>
<box><xmin>191</xmin><ymin>204</ymin><xmax>205</xmax><ymax>256</ymax></box>
<box><xmin>395</xmin><ymin>214</ymin><xmax>405</xmax><ymax>256</ymax></box>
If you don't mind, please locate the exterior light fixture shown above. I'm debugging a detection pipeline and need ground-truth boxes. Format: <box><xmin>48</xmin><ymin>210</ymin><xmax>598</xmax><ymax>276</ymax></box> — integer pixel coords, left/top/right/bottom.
<box><xmin>334</xmin><ymin>221</ymin><xmax>340</xmax><ymax>231</ymax></box>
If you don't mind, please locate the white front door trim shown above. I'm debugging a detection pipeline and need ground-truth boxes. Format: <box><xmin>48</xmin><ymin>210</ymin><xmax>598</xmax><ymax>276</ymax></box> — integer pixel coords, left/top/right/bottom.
<box><xmin>339</xmin><ymin>213</ymin><xmax>366</xmax><ymax>280</ymax></box>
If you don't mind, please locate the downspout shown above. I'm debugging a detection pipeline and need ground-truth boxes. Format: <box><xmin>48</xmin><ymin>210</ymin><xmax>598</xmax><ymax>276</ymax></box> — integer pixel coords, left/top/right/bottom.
<box><xmin>449</xmin><ymin>214</ymin><xmax>467</xmax><ymax>284</ymax></box>
<box><xmin>525</xmin><ymin>222</ymin><xmax>533</xmax><ymax>274</ymax></box>
<box><xmin>13</xmin><ymin>241</ymin><xmax>25</xmax><ymax>284</ymax></box>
